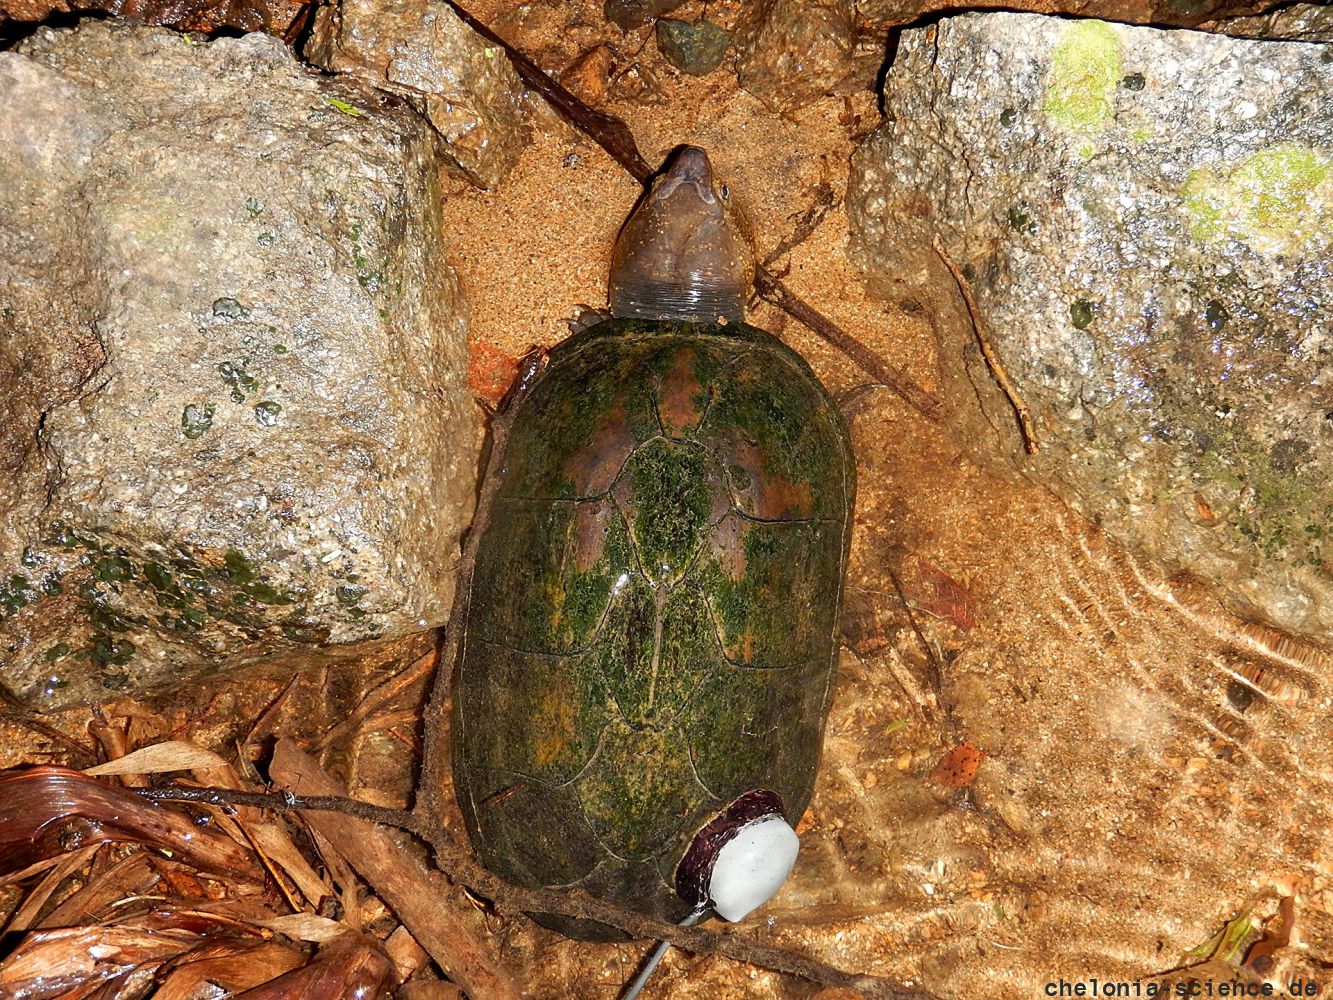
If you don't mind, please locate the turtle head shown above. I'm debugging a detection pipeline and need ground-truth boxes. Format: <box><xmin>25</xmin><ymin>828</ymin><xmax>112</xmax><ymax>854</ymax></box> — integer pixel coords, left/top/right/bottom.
<box><xmin>609</xmin><ymin>145</ymin><xmax>755</xmax><ymax>325</ymax></box>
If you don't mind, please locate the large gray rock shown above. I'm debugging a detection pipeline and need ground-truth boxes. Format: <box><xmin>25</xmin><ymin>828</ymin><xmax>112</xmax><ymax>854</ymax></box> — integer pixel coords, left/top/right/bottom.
<box><xmin>849</xmin><ymin>14</ymin><xmax>1333</xmax><ymax>645</ymax></box>
<box><xmin>855</xmin><ymin>0</ymin><xmax>1289</xmax><ymax>31</ymax></box>
<box><xmin>304</xmin><ymin>0</ymin><xmax>529</xmax><ymax>189</ymax></box>
<box><xmin>0</xmin><ymin>20</ymin><xmax>477</xmax><ymax>705</ymax></box>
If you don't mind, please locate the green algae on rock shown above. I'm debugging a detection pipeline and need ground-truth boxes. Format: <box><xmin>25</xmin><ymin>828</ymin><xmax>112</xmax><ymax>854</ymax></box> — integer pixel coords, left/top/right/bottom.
<box><xmin>0</xmin><ymin>20</ymin><xmax>477</xmax><ymax>705</ymax></box>
<box><xmin>849</xmin><ymin>11</ymin><xmax>1333</xmax><ymax>645</ymax></box>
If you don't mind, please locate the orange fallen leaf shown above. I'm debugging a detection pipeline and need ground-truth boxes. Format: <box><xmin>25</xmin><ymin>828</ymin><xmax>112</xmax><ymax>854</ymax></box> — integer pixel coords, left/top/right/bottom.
<box><xmin>914</xmin><ymin>558</ymin><xmax>977</xmax><ymax>631</ymax></box>
<box><xmin>932</xmin><ymin>741</ymin><xmax>985</xmax><ymax>787</ymax></box>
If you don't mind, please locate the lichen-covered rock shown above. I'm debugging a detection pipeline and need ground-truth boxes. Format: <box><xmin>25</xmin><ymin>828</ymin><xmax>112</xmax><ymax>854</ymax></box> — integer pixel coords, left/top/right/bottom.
<box><xmin>304</xmin><ymin>0</ymin><xmax>528</xmax><ymax>189</ymax></box>
<box><xmin>855</xmin><ymin>0</ymin><xmax>1288</xmax><ymax>31</ymax></box>
<box><xmin>848</xmin><ymin>13</ymin><xmax>1333</xmax><ymax>645</ymax></box>
<box><xmin>0</xmin><ymin>20</ymin><xmax>477</xmax><ymax>705</ymax></box>
<box><xmin>733</xmin><ymin>0</ymin><xmax>859</xmax><ymax>114</ymax></box>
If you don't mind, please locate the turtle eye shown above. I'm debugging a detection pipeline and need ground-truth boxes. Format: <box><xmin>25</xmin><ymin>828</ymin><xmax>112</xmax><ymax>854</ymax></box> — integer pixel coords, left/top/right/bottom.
<box><xmin>719</xmin><ymin>184</ymin><xmax>729</xmax><ymax>202</ymax></box>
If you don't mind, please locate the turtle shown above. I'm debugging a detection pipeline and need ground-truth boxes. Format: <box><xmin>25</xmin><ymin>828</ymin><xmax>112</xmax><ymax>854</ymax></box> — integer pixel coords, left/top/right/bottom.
<box><xmin>447</xmin><ymin>145</ymin><xmax>855</xmax><ymax>940</ymax></box>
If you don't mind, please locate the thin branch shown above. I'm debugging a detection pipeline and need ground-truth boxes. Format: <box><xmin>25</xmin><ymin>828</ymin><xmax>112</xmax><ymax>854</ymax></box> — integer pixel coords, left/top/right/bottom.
<box><xmin>761</xmin><ymin>182</ymin><xmax>838</xmax><ymax>269</ymax></box>
<box><xmin>931</xmin><ymin>235</ymin><xmax>1039</xmax><ymax>454</ymax></box>
<box><xmin>312</xmin><ymin>649</ymin><xmax>436</xmax><ymax>751</ymax></box>
<box><xmin>754</xmin><ymin>267</ymin><xmax>943</xmax><ymax>423</ymax></box>
<box><xmin>133</xmin><ymin>786</ymin><xmax>418</xmax><ymax>833</ymax></box>
<box><xmin>134</xmin><ymin>781</ymin><xmax>935</xmax><ymax>1000</ymax></box>
<box><xmin>442</xmin><ymin>0</ymin><xmax>653</xmax><ymax>182</ymax></box>
<box><xmin>0</xmin><ymin>710</ymin><xmax>99</xmax><ymax>763</ymax></box>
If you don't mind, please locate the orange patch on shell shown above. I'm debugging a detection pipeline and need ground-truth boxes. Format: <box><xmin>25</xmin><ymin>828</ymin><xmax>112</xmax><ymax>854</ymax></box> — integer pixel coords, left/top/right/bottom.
<box><xmin>564</xmin><ymin>403</ymin><xmax>636</xmax><ymax>497</ymax></box>
<box><xmin>723</xmin><ymin>438</ymin><xmax>814</xmax><ymax>519</ymax></box>
<box><xmin>758</xmin><ymin>472</ymin><xmax>814</xmax><ymax>520</ymax></box>
<box><xmin>708</xmin><ymin>515</ymin><xmax>749</xmax><ymax>579</ymax></box>
<box><xmin>931</xmin><ymin>741</ymin><xmax>985</xmax><ymax>787</ymax></box>
<box><xmin>569</xmin><ymin>502</ymin><xmax>614</xmax><ymax>573</ymax></box>
<box><xmin>656</xmin><ymin>348</ymin><xmax>707</xmax><ymax>436</ymax></box>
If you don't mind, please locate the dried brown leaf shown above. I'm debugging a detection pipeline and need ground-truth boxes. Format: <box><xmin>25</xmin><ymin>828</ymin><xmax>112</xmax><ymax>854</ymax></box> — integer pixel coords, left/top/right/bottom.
<box><xmin>3</xmin><ymin>844</ymin><xmax>100</xmax><ymax>934</ymax></box>
<box><xmin>36</xmin><ymin>851</ymin><xmax>159</xmax><ymax>929</ymax></box>
<box><xmin>910</xmin><ymin>558</ymin><xmax>977</xmax><ymax>632</ymax></box>
<box><xmin>189</xmin><ymin>759</ymin><xmax>332</xmax><ymax>910</ymax></box>
<box><xmin>0</xmin><ymin>766</ymin><xmax>258</xmax><ymax>878</ymax></box>
<box><xmin>0</xmin><ymin>923</ymin><xmax>202</xmax><ymax>999</ymax></box>
<box><xmin>153</xmin><ymin>939</ymin><xmax>308</xmax><ymax>1000</ymax></box>
<box><xmin>269</xmin><ymin>741</ymin><xmax>520</xmax><ymax>1000</ymax></box>
<box><xmin>87</xmin><ymin>714</ymin><xmax>140</xmax><ymax>787</ymax></box>
<box><xmin>259</xmin><ymin>912</ymin><xmax>350</xmax><ymax>943</ymax></box>
<box><xmin>930</xmin><ymin>741</ymin><xmax>986</xmax><ymax>788</ymax></box>
<box><xmin>1246</xmin><ymin>894</ymin><xmax>1296</xmax><ymax>971</ymax></box>
<box><xmin>397</xmin><ymin>981</ymin><xmax>467</xmax><ymax>1000</ymax></box>
<box><xmin>312</xmin><ymin>649</ymin><xmax>435</xmax><ymax>751</ymax></box>
<box><xmin>307</xmin><ymin>825</ymin><xmax>365</xmax><ymax>930</ymax></box>
<box><xmin>83</xmin><ymin>741</ymin><xmax>231</xmax><ymax>777</ymax></box>
<box><xmin>229</xmin><ymin>932</ymin><xmax>394</xmax><ymax>999</ymax></box>
<box><xmin>384</xmin><ymin>923</ymin><xmax>429</xmax><ymax>982</ymax></box>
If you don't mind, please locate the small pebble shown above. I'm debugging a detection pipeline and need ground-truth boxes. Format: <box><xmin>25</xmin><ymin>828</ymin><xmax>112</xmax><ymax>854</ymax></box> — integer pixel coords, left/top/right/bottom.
<box><xmin>604</xmin><ymin>0</ymin><xmax>686</xmax><ymax>31</ymax></box>
<box><xmin>655</xmin><ymin>18</ymin><xmax>731</xmax><ymax>76</ymax></box>
<box><xmin>559</xmin><ymin>45</ymin><xmax>614</xmax><ymax>106</ymax></box>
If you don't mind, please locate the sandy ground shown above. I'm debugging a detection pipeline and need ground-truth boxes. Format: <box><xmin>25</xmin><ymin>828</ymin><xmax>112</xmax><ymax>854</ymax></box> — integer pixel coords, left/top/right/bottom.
<box><xmin>5</xmin><ymin>1</ymin><xmax>1333</xmax><ymax>997</ymax></box>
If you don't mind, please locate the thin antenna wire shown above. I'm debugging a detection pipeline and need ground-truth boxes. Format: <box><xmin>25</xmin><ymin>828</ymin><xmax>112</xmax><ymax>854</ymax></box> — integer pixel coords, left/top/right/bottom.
<box><xmin>620</xmin><ymin>906</ymin><xmax>708</xmax><ymax>1000</ymax></box>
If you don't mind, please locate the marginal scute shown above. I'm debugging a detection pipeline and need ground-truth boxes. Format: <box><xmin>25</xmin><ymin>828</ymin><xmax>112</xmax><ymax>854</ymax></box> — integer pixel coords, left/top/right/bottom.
<box><xmin>479</xmin><ymin>777</ymin><xmax>603</xmax><ymax>887</ymax></box>
<box><xmin>457</xmin><ymin>640</ymin><xmax>606</xmax><ymax>785</ymax></box>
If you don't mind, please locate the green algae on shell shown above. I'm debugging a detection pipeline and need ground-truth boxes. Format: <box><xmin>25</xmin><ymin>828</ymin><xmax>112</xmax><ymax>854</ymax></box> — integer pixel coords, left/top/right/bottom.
<box><xmin>452</xmin><ymin>319</ymin><xmax>855</xmax><ymax>938</ymax></box>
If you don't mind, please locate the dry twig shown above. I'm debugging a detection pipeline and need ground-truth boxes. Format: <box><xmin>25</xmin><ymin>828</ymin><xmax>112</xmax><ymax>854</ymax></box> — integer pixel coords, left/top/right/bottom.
<box><xmin>931</xmin><ymin>235</ymin><xmax>1039</xmax><ymax>453</ymax></box>
<box><xmin>269</xmin><ymin>742</ymin><xmax>523</xmax><ymax>1000</ymax></box>
<box><xmin>313</xmin><ymin>650</ymin><xmax>436</xmax><ymax>751</ymax></box>
<box><xmin>136</xmin><ymin>775</ymin><xmax>936</xmax><ymax>1000</ymax></box>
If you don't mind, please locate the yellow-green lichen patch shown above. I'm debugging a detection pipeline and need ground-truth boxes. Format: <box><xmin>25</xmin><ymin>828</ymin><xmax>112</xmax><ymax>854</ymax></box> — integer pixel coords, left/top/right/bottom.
<box><xmin>1043</xmin><ymin>20</ymin><xmax>1123</xmax><ymax>134</ymax></box>
<box><xmin>1181</xmin><ymin>144</ymin><xmax>1332</xmax><ymax>256</ymax></box>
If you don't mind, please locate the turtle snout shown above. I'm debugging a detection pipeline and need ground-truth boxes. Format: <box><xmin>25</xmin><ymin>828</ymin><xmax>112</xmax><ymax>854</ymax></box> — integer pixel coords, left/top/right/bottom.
<box><xmin>661</xmin><ymin>145</ymin><xmax>719</xmax><ymax>205</ymax></box>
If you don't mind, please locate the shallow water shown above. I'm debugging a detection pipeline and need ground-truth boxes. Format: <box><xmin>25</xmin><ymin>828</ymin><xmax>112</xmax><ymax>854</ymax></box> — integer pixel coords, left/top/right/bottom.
<box><xmin>4</xmin><ymin>1</ymin><xmax>1331</xmax><ymax>994</ymax></box>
